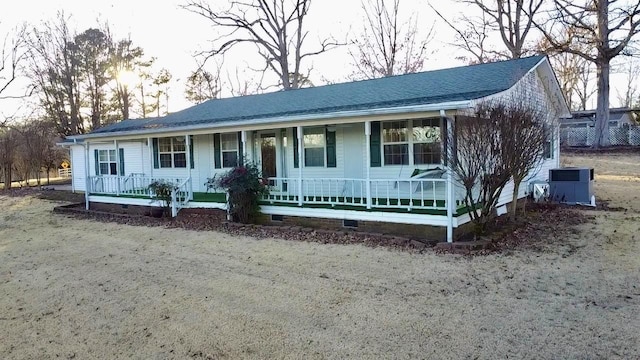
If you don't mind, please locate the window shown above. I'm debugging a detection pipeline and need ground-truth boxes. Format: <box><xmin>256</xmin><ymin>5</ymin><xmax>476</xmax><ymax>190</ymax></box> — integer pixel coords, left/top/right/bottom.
<box><xmin>543</xmin><ymin>126</ymin><xmax>553</xmax><ymax>159</ymax></box>
<box><xmin>412</xmin><ymin>119</ymin><xmax>441</xmax><ymax>165</ymax></box>
<box><xmin>303</xmin><ymin>127</ymin><xmax>325</xmax><ymax>167</ymax></box>
<box><xmin>382</xmin><ymin>119</ymin><xmax>441</xmax><ymax>165</ymax></box>
<box><xmin>221</xmin><ymin>132</ymin><xmax>238</xmax><ymax>168</ymax></box>
<box><xmin>382</xmin><ymin>121</ymin><xmax>409</xmax><ymax>165</ymax></box>
<box><xmin>98</xmin><ymin>149</ymin><xmax>117</xmax><ymax>175</ymax></box>
<box><xmin>158</xmin><ymin>137</ymin><xmax>187</xmax><ymax>168</ymax></box>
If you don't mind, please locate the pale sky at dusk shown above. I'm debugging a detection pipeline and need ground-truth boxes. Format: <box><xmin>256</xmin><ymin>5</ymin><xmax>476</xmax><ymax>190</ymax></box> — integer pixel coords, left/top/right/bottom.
<box><xmin>1</xmin><ymin>0</ymin><xmax>633</xmax><ymax>118</ymax></box>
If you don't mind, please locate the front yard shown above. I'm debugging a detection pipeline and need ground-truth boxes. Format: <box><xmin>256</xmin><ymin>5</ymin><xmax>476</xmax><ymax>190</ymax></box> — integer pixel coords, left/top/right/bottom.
<box><xmin>1</xmin><ymin>152</ymin><xmax>639</xmax><ymax>359</ymax></box>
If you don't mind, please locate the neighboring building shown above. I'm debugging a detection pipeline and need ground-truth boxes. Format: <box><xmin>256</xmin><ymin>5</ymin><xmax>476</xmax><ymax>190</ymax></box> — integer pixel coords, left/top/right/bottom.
<box><xmin>562</xmin><ymin>107</ymin><xmax>638</xmax><ymax>128</ymax></box>
<box><xmin>62</xmin><ymin>55</ymin><xmax>569</xmax><ymax>242</ymax></box>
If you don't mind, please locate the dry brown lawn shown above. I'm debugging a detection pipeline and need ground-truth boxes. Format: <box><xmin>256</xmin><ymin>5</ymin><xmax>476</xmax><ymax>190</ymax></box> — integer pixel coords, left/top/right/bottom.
<box><xmin>1</xmin><ymin>152</ymin><xmax>639</xmax><ymax>359</ymax></box>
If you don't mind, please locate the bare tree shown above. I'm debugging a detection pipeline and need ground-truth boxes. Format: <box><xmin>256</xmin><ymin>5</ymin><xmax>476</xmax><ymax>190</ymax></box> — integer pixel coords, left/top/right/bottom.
<box><xmin>432</xmin><ymin>0</ymin><xmax>544</xmax><ymax>63</ymax></box>
<box><xmin>431</xmin><ymin>6</ymin><xmax>496</xmax><ymax>64</ymax></box>
<box><xmin>227</xmin><ymin>66</ymin><xmax>265</xmax><ymax>96</ymax></box>
<box><xmin>535</xmin><ymin>0</ymin><xmax>640</xmax><ymax>147</ymax></box>
<box><xmin>350</xmin><ymin>0</ymin><xmax>433</xmax><ymax>79</ymax></box>
<box><xmin>448</xmin><ymin>112</ymin><xmax>512</xmax><ymax>235</ymax></box>
<box><xmin>109</xmin><ymin>38</ymin><xmax>146</xmax><ymax>120</ymax></box>
<box><xmin>0</xmin><ymin>23</ymin><xmax>29</xmax><ymax>126</ymax></box>
<box><xmin>0</xmin><ymin>126</ymin><xmax>18</xmax><ymax>190</ymax></box>
<box><xmin>182</xmin><ymin>0</ymin><xmax>340</xmax><ymax>90</ymax></box>
<box><xmin>448</xmin><ymin>96</ymin><xmax>553</xmax><ymax>233</ymax></box>
<box><xmin>27</xmin><ymin>13</ymin><xmax>84</xmax><ymax>136</ymax></box>
<box><xmin>616</xmin><ymin>58</ymin><xmax>640</xmax><ymax>108</ymax></box>
<box><xmin>185</xmin><ymin>66</ymin><xmax>222</xmax><ymax>104</ymax></box>
<box><xmin>543</xmin><ymin>40</ymin><xmax>596</xmax><ymax>111</ymax></box>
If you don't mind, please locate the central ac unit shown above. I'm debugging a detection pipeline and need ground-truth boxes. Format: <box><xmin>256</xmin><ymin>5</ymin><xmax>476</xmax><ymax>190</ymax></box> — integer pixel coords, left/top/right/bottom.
<box><xmin>548</xmin><ymin>167</ymin><xmax>595</xmax><ymax>206</ymax></box>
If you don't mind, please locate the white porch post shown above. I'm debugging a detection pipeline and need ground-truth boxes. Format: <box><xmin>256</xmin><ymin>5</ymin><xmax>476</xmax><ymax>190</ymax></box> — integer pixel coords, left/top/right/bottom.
<box><xmin>442</xmin><ymin>110</ymin><xmax>454</xmax><ymax>243</ymax></box>
<box><xmin>241</xmin><ymin>130</ymin><xmax>248</xmax><ymax>162</ymax></box>
<box><xmin>297</xmin><ymin>126</ymin><xmax>303</xmax><ymax>206</ymax></box>
<box><xmin>185</xmin><ymin>134</ymin><xmax>192</xmax><ymax>200</ymax></box>
<box><xmin>147</xmin><ymin>137</ymin><xmax>153</xmax><ymax>198</ymax></box>
<box><xmin>114</xmin><ymin>140</ymin><xmax>120</xmax><ymax>196</ymax></box>
<box><xmin>84</xmin><ymin>141</ymin><xmax>90</xmax><ymax>210</ymax></box>
<box><xmin>364</xmin><ymin>121</ymin><xmax>372</xmax><ymax>209</ymax></box>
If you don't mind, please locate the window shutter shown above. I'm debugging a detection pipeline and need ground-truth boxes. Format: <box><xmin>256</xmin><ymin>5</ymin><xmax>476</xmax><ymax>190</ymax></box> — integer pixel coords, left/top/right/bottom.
<box><xmin>326</xmin><ymin>128</ymin><xmax>336</xmax><ymax>168</ymax></box>
<box><xmin>237</xmin><ymin>131</ymin><xmax>244</xmax><ymax>165</ymax></box>
<box><xmin>370</xmin><ymin>121</ymin><xmax>381</xmax><ymax>167</ymax></box>
<box><xmin>118</xmin><ymin>148</ymin><xmax>125</xmax><ymax>175</ymax></box>
<box><xmin>292</xmin><ymin>127</ymin><xmax>299</xmax><ymax>168</ymax></box>
<box><xmin>152</xmin><ymin>138</ymin><xmax>159</xmax><ymax>169</ymax></box>
<box><xmin>94</xmin><ymin>149</ymin><xmax>99</xmax><ymax>175</ymax></box>
<box><xmin>189</xmin><ymin>136</ymin><xmax>195</xmax><ymax>169</ymax></box>
<box><xmin>213</xmin><ymin>133</ymin><xmax>221</xmax><ymax>169</ymax></box>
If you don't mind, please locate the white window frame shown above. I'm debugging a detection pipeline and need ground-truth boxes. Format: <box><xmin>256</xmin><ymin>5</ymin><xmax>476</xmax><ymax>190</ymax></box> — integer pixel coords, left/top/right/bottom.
<box><xmin>158</xmin><ymin>137</ymin><xmax>187</xmax><ymax>168</ymax></box>
<box><xmin>303</xmin><ymin>127</ymin><xmax>326</xmax><ymax>167</ymax></box>
<box><xmin>98</xmin><ymin>149</ymin><xmax>117</xmax><ymax>175</ymax></box>
<box><xmin>220</xmin><ymin>132</ymin><xmax>239</xmax><ymax>168</ymax></box>
<box><xmin>381</xmin><ymin>119</ymin><xmax>442</xmax><ymax>166</ymax></box>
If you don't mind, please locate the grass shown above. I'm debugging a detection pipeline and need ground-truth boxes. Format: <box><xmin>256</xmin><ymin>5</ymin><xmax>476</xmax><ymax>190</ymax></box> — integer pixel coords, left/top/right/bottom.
<box><xmin>1</xmin><ymin>152</ymin><xmax>639</xmax><ymax>359</ymax></box>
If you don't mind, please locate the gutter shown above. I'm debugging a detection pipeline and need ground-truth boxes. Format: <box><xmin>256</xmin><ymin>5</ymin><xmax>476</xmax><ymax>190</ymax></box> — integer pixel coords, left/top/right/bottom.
<box><xmin>68</xmin><ymin>100</ymin><xmax>472</xmax><ymax>141</ymax></box>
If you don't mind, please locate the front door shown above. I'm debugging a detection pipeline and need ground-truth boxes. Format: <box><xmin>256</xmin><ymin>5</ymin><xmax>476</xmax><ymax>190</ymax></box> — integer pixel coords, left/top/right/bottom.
<box><xmin>260</xmin><ymin>133</ymin><xmax>277</xmax><ymax>182</ymax></box>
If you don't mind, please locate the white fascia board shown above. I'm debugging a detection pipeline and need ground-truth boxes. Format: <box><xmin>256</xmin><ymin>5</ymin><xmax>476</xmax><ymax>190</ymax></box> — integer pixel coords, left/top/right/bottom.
<box><xmin>69</xmin><ymin>100</ymin><xmax>472</xmax><ymax>141</ymax></box>
<box><xmin>261</xmin><ymin>205</ymin><xmax>452</xmax><ymax>227</ymax></box>
<box><xmin>88</xmin><ymin>196</ymin><xmax>157</xmax><ymax>207</ymax></box>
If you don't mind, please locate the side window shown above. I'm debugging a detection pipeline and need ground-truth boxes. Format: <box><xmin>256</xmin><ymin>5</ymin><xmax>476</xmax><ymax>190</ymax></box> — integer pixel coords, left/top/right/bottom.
<box><xmin>98</xmin><ymin>150</ymin><xmax>117</xmax><ymax>175</ymax></box>
<box><xmin>382</xmin><ymin>121</ymin><xmax>409</xmax><ymax>165</ymax></box>
<box><xmin>303</xmin><ymin>127</ymin><xmax>325</xmax><ymax>167</ymax></box>
<box><xmin>221</xmin><ymin>133</ymin><xmax>239</xmax><ymax>168</ymax></box>
<box><xmin>158</xmin><ymin>137</ymin><xmax>187</xmax><ymax>168</ymax></box>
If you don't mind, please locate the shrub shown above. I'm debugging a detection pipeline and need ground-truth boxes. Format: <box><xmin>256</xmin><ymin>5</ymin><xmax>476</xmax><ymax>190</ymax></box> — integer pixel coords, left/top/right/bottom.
<box><xmin>148</xmin><ymin>179</ymin><xmax>177</xmax><ymax>217</ymax></box>
<box><xmin>205</xmin><ymin>162</ymin><xmax>269</xmax><ymax>223</ymax></box>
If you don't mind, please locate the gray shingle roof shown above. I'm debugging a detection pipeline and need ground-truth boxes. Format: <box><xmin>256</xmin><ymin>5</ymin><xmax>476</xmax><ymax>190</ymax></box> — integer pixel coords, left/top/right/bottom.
<box><xmin>91</xmin><ymin>55</ymin><xmax>545</xmax><ymax>135</ymax></box>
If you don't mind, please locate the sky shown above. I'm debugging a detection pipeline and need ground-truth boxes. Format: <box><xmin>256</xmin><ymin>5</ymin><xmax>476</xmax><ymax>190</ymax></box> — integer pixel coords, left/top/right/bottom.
<box><xmin>0</xmin><ymin>0</ymin><xmax>634</xmax><ymax>119</ymax></box>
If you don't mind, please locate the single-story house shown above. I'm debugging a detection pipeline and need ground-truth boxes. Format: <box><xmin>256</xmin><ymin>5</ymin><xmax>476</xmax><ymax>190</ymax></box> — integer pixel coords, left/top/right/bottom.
<box><xmin>63</xmin><ymin>55</ymin><xmax>569</xmax><ymax>242</ymax></box>
<box><xmin>562</xmin><ymin>107</ymin><xmax>638</xmax><ymax>128</ymax></box>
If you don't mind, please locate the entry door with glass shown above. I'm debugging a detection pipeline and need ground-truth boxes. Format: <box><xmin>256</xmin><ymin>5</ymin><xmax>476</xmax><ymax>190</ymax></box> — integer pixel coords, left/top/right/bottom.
<box><xmin>259</xmin><ymin>133</ymin><xmax>277</xmax><ymax>185</ymax></box>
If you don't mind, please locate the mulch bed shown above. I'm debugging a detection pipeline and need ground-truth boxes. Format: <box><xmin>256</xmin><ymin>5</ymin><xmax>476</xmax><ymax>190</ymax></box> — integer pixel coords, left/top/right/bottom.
<box><xmin>5</xmin><ymin>188</ymin><xmax>596</xmax><ymax>255</ymax></box>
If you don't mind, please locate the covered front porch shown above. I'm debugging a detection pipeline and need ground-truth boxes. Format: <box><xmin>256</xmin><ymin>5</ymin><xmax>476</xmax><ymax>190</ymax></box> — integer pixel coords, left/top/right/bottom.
<box><xmin>77</xmin><ymin>114</ymin><xmax>465</xmax><ymax>241</ymax></box>
<box><xmin>86</xmin><ymin>174</ymin><xmax>464</xmax><ymax>215</ymax></box>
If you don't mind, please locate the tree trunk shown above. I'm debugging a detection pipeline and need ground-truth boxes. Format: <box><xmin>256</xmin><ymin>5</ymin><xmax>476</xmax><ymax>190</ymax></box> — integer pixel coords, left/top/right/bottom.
<box><xmin>510</xmin><ymin>178</ymin><xmax>521</xmax><ymax>222</ymax></box>
<box><xmin>2</xmin><ymin>165</ymin><xmax>11</xmax><ymax>191</ymax></box>
<box><xmin>593</xmin><ymin>60</ymin><xmax>611</xmax><ymax>148</ymax></box>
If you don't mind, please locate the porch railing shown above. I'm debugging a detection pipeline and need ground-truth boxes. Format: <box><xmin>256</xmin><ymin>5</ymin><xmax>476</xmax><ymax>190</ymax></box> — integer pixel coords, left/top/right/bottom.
<box><xmin>87</xmin><ymin>175</ymin><xmax>192</xmax><ymax>217</ymax></box>
<box><xmin>171</xmin><ymin>177</ymin><xmax>192</xmax><ymax>217</ymax></box>
<box><xmin>262</xmin><ymin>177</ymin><xmax>451</xmax><ymax>211</ymax></box>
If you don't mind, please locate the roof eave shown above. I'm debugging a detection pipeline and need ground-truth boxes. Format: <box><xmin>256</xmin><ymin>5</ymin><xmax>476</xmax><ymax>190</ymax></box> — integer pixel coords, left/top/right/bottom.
<box><xmin>68</xmin><ymin>100</ymin><xmax>473</xmax><ymax>141</ymax></box>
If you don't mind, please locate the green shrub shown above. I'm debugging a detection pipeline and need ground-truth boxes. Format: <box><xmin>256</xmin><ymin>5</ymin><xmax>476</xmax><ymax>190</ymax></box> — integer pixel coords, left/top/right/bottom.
<box><xmin>205</xmin><ymin>162</ymin><xmax>269</xmax><ymax>223</ymax></box>
<box><xmin>148</xmin><ymin>179</ymin><xmax>177</xmax><ymax>217</ymax></box>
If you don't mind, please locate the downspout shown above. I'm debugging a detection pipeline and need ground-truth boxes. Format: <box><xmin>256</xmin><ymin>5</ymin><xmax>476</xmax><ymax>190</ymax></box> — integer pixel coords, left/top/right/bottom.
<box><xmin>297</xmin><ymin>126</ymin><xmax>303</xmax><ymax>206</ymax></box>
<box><xmin>365</xmin><ymin>121</ymin><xmax>372</xmax><ymax>209</ymax></box>
<box><xmin>84</xmin><ymin>141</ymin><xmax>90</xmax><ymax>210</ymax></box>
<box><xmin>442</xmin><ymin>110</ymin><xmax>454</xmax><ymax>243</ymax></box>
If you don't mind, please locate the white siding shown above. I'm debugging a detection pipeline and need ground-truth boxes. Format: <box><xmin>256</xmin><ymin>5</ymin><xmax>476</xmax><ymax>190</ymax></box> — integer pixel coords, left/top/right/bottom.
<box><xmin>492</xmin><ymin>66</ymin><xmax>562</xmax><ymax>208</ymax></box>
<box><xmin>70</xmin><ymin>145</ymin><xmax>86</xmax><ymax>192</ymax></box>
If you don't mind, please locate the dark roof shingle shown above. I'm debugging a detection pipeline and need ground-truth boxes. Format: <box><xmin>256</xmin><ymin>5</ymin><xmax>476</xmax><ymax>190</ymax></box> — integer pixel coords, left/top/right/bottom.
<box><xmin>91</xmin><ymin>55</ymin><xmax>544</xmax><ymax>135</ymax></box>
